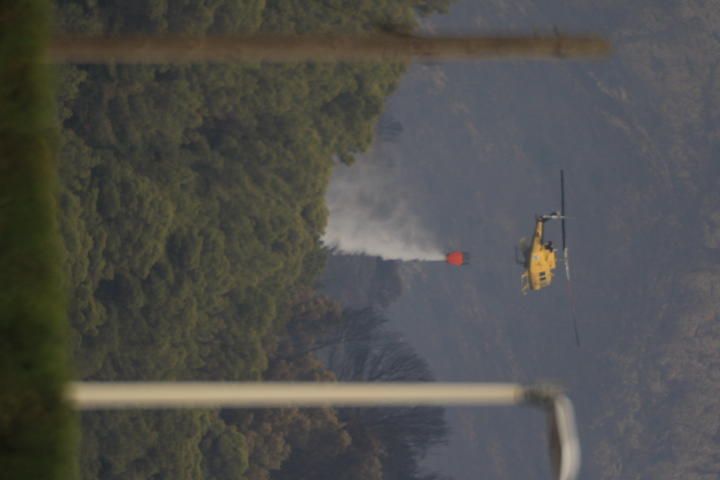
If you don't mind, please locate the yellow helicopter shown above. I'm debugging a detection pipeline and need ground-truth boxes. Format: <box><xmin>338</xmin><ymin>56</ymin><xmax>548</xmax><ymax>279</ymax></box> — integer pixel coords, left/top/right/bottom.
<box><xmin>516</xmin><ymin>171</ymin><xmax>580</xmax><ymax>345</ymax></box>
<box><xmin>517</xmin><ymin>171</ymin><xmax>569</xmax><ymax>293</ymax></box>
<box><xmin>518</xmin><ymin>211</ymin><xmax>566</xmax><ymax>294</ymax></box>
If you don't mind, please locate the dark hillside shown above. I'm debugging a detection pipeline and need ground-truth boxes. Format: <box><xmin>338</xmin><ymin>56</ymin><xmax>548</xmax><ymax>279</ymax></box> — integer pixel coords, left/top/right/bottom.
<box><xmin>342</xmin><ymin>1</ymin><xmax>720</xmax><ymax>479</ymax></box>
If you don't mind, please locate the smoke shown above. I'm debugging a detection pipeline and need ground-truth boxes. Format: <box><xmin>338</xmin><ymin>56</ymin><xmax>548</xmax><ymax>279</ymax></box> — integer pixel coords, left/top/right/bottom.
<box><xmin>323</xmin><ymin>161</ymin><xmax>445</xmax><ymax>262</ymax></box>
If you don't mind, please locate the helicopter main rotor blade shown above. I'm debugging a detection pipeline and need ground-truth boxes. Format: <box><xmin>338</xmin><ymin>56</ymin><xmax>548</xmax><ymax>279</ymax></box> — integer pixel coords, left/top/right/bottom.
<box><xmin>561</xmin><ymin>171</ymin><xmax>571</xmax><ymax>282</ymax></box>
<box><xmin>565</xmin><ymin>279</ymin><xmax>580</xmax><ymax>347</ymax></box>
<box><xmin>564</xmin><ymin>248</ymin><xmax>571</xmax><ymax>282</ymax></box>
<box><xmin>559</xmin><ymin>170</ymin><xmax>579</xmax><ymax>346</ymax></box>
<box><xmin>573</xmin><ymin>318</ymin><xmax>581</xmax><ymax>347</ymax></box>
<box><xmin>560</xmin><ymin>170</ymin><xmax>566</xmax><ymax>252</ymax></box>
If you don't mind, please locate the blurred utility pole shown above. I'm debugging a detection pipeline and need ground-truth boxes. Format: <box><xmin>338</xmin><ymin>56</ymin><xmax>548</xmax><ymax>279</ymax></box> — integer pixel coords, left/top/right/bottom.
<box><xmin>49</xmin><ymin>33</ymin><xmax>610</xmax><ymax>64</ymax></box>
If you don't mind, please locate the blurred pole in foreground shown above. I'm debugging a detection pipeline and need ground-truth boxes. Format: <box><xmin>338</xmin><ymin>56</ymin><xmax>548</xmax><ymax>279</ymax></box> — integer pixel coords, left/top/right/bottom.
<box><xmin>68</xmin><ymin>381</ymin><xmax>525</xmax><ymax>409</ymax></box>
<box><xmin>48</xmin><ymin>34</ymin><xmax>610</xmax><ymax>64</ymax></box>
<box><xmin>67</xmin><ymin>382</ymin><xmax>580</xmax><ymax>480</ymax></box>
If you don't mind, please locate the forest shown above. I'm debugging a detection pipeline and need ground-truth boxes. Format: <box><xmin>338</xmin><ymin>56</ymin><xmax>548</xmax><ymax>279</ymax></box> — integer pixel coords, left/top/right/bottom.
<box><xmin>51</xmin><ymin>0</ymin><xmax>452</xmax><ymax>478</ymax></box>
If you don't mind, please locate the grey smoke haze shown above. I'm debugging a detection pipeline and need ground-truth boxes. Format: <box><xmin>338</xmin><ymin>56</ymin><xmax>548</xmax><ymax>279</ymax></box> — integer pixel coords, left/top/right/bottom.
<box><xmin>323</xmin><ymin>160</ymin><xmax>446</xmax><ymax>261</ymax></box>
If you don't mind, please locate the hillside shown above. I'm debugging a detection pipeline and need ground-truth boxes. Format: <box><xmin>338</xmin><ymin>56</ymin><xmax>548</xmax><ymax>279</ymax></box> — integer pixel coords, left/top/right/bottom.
<box><xmin>53</xmin><ymin>0</ymin><xmax>451</xmax><ymax>478</ymax></box>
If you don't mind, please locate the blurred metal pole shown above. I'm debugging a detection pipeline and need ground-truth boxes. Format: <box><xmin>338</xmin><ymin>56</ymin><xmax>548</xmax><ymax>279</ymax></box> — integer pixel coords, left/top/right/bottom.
<box><xmin>67</xmin><ymin>382</ymin><xmax>580</xmax><ymax>480</ymax></box>
<box><xmin>68</xmin><ymin>381</ymin><xmax>526</xmax><ymax>409</ymax></box>
<box><xmin>48</xmin><ymin>34</ymin><xmax>610</xmax><ymax>64</ymax></box>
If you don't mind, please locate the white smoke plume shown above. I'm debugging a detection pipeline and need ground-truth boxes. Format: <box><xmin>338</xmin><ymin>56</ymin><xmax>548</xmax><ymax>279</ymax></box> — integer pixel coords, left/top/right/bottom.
<box><xmin>323</xmin><ymin>161</ymin><xmax>446</xmax><ymax>262</ymax></box>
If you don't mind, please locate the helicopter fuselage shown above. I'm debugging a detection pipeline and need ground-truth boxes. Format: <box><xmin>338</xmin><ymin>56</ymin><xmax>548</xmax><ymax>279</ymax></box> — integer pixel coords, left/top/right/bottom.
<box><xmin>521</xmin><ymin>217</ymin><xmax>557</xmax><ymax>293</ymax></box>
